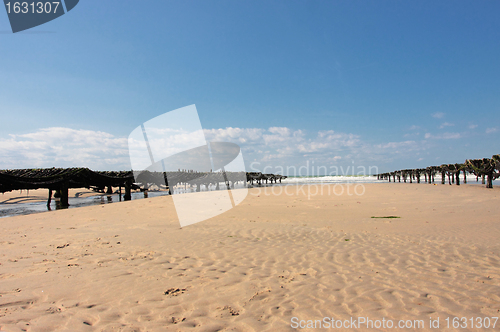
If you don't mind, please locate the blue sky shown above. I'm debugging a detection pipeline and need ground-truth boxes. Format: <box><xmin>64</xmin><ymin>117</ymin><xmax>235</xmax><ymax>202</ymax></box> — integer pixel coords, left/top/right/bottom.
<box><xmin>0</xmin><ymin>0</ymin><xmax>499</xmax><ymax>174</ymax></box>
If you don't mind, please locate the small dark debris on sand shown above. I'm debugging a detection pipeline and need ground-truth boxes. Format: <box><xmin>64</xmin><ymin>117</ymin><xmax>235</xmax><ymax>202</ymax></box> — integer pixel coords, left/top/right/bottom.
<box><xmin>164</xmin><ymin>288</ymin><xmax>187</xmax><ymax>297</ymax></box>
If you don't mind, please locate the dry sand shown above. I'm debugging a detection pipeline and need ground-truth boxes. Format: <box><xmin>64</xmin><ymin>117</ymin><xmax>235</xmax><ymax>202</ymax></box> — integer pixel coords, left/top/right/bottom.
<box><xmin>1</xmin><ymin>183</ymin><xmax>500</xmax><ymax>331</ymax></box>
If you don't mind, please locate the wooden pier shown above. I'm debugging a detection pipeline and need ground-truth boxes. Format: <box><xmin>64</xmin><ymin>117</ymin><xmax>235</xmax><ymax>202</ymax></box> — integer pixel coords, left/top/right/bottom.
<box><xmin>0</xmin><ymin>168</ymin><xmax>287</xmax><ymax>207</ymax></box>
<box><xmin>376</xmin><ymin>154</ymin><xmax>500</xmax><ymax>188</ymax></box>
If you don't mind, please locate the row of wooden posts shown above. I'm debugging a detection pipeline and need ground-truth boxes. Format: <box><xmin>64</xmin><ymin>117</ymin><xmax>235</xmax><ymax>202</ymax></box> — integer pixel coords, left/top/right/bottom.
<box><xmin>376</xmin><ymin>154</ymin><xmax>500</xmax><ymax>188</ymax></box>
<box><xmin>0</xmin><ymin>168</ymin><xmax>287</xmax><ymax>208</ymax></box>
<box><xmin>73</xmin><ymin>172</ymin><xmax>287</xmax><ymax>207</ymax></box>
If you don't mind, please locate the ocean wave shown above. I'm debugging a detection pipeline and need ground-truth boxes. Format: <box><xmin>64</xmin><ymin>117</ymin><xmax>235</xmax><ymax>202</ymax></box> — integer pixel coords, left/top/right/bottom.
<box><xmin>281</xmin><ymin>176</ymin><xmax>381</xmax><ymax>184</ymax></box>
<box><xmin>280</xmin><ymin>175</ymin><xmax>499</xmax><ymax>184</ymax></box>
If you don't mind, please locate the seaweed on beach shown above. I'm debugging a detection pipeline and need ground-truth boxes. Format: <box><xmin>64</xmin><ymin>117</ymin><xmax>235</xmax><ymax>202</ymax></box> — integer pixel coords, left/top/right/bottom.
<box><xmin>371</xmin><ymin>216</ymin><xmax>401</xmax><ymax>219</ymax></box>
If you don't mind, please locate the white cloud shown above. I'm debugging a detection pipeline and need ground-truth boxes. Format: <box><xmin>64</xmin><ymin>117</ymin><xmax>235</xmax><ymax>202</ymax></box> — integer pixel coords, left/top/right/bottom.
<box><xmin>432</xmin><ymin>112</ymin><xmax>445</xmax><ymax>119</ymax></box>
<box><xmin>441</xmin><ymin>132</ymin><xmax>461</xmax><ymax>139</ymax></box>
<box><xmin>468</xmin><ymin>124</ymin><xmax>478</xmax><ymax>129</ymax></box>
<box><xmin>1</xmin><ymin>125</ymin><xmax>422</xmax><ymax>172</ymax></box>
<box><xmin>439</xmin><ymin>122</ymin><xmax>454</xmax><ymax>129</ymax></box>
<box><xmin>268</xmin><ymin>127</ymin><xmax>290</xmax><ymax>136</ymax></box>
<box><xmin>0</xmin><ymin>125</ymin><xmax>467</xmax><ymax>173</ymax></box>
<box><xmin>0</xmin><ymin>127</ymin><xmax>129</xmax><ymax>170</ymax></box>
<box><xmin>424</xmin><ymin>132</ymin><xmax>461</xmax><ymax>139</ymax></box>
<box><xmin>375</xmin><ymin>140</ymin><xmax>417</xmax><ymax>149</ymax></box>
<box><xmin>205</xmin><ymin>127</ymin><xmax>361</xmax><ymax>161</ymax></box>
<box><xmin>203</xmin><ymin>127</ymin><xmax>265</xmax><ymax>144</ymax></box>
<box><xmin>486</xmin><ymin>128</ymin><xmax>498</xmax><ymax>134</ymax></box>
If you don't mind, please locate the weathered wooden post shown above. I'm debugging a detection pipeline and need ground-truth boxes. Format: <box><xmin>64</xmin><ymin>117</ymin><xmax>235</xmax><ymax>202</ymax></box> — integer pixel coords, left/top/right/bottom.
<box><xmin>487</xmin><ymin>173</ymin><xmax>493</xmax><ymax>189</ymax></box>
<box><xmin>465</xmin><ymin>159</ymin><xmax>493</xmax><ymax>189</ymax></box>
<box><xmin>59</xmin><ymin>181</ymin><xmax>69</xmax><ymax>207</ymax></box>
<box><xmin>222</xmin><ymin>169</ymin><xmax>230</xmax><ymax>190</ymax></box>
<box><xmin>47</xmin><ymin>189</ymin><xmax>52</xmax><ymax>208</ymax></box>
<box><xmin>163</xmin><ymin>172</ymin><xmax>172</xmax><ymax>195</ymax></box>
<box><xmin>124</xmin><ymin>180</ymin><xmax>132</xmax><ymax>201</ymax></box>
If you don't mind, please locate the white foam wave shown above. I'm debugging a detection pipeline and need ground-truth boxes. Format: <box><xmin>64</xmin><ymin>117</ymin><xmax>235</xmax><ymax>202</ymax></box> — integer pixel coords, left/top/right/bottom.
<box><xmin>280</xmin><ymin>174</ymin><xmax>499</xmax><ymax>184</ymax></box>
<box><xmin>281</xmin><ymin>176</ymin><xmax>380</xmax><ymax>184</ymax></box>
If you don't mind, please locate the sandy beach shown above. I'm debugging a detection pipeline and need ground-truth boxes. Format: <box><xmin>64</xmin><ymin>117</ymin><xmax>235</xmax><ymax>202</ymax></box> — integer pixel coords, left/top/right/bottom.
<box><xmin>1</xmin><ymin>183</ymin><xmax>500</xmax><ymax>331</ymax></box>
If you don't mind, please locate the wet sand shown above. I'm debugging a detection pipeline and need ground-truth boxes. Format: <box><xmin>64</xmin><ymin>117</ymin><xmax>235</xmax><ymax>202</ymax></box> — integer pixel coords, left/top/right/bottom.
<box><xmin>0</xmin><ymin>189</ymin><xmax>102</xmax><ymax>205</ymax></box>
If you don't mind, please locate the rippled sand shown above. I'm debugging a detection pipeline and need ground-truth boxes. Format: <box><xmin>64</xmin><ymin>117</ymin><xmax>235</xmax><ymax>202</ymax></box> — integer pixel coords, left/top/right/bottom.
<box><xmin>1</xmin><ymin>183</ymin><xmax>500</xmax><ymax>331</ymax></box>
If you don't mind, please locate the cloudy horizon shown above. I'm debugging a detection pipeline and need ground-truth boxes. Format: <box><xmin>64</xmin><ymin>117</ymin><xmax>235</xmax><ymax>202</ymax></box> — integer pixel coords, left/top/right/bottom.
<box><xmin>0</xmin><ymin>112</ymin><xmax>496</xmax><ymax>174</ymax></box>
